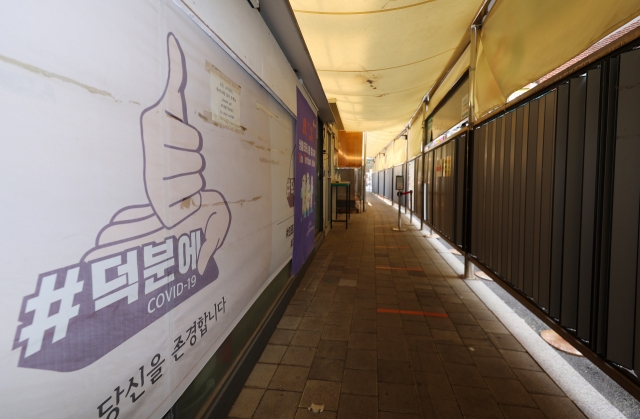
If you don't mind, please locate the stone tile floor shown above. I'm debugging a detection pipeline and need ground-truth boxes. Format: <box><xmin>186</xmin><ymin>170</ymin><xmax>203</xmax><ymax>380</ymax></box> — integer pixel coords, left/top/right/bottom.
<box><xmin>227</xmin><ymin>195</ymin><xmax>586</xmax><ymax>419</ymax></box>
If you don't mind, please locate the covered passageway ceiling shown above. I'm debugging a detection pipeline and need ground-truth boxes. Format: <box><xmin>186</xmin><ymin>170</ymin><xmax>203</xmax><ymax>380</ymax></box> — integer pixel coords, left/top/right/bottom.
<box><xmin>290</xmin><ymin>0</ymin><xmax>484</xmax><ymax>157</ymax></box>
<box><xmin>474</xmin><ymin>0</ymin><xmax>640</xmax><ymax>118</ymax></box>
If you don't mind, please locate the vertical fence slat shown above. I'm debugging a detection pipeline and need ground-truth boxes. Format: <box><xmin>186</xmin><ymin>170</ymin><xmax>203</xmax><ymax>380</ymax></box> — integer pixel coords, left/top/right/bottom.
<box><xmin>550</xmin><ymin>83</ymin><xmax>570</xmax><ymax>319</ymax></box>
<box><xmin>533</xmin><ymin>97</ymin><xmax>546</xmax><ymax>302</ymax></box>
<box><xmin>561</xmin><ymin>75</ymin><xmax>587</xmax><ymax>331</ymax></box>
<box><xmin>512</xmin><ymin>106</ymin><xmax>524</xmax><ymax>289</ymax></box>
<box><xmin>524</xmin><ymin>100</ymin><xmax>539</xmax><ymax>296</ymax></box>
<box><xmin>577</xmin><ymin>67</ymin><xmax>602</xmax><ymax>342</ymax></box>
<box><xmin>539</xmin><ymin>90</ymin><xmax>557</xmax><ymax>312</ymax></box>
<box><xmin>608</xmin><ymin>49</ymin><xmax>640</xmax><ymax>369</ymax></box>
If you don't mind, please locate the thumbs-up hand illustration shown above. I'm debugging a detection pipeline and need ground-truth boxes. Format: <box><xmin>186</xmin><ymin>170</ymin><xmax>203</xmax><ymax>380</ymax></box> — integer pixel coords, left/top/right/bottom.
<box><xmin>142</xmin><ymin>34</ymin><xmax>204</xmax><ymax>228</ymax></box>
<box><xmin>83</xmin><ymin>33</ymin><xmax>231</xmax><ymax>275</ymax></box>
<box><xmin>11</xmin><ymin>33</ymin><xmax>232</xmax><ymax>373</ymax></box>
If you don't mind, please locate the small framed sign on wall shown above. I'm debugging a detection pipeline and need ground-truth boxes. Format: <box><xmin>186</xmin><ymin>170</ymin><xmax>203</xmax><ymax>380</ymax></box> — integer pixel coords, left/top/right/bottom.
<box><xmin>396</xmin><ymin>175</ymin><xmax>404</xmax><ymax>190</ymax></box>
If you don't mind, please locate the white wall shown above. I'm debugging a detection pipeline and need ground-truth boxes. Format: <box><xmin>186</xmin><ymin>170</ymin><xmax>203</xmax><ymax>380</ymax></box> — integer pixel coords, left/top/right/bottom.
<box><xmin>0</xmin><ymin>1</ymin><xmax>303</xmax><ymax>417</ymax></box>
<box><xmin>175</xmin><ymin>0</ymin><xmax>300</xmax><ymax>116</ymax></box>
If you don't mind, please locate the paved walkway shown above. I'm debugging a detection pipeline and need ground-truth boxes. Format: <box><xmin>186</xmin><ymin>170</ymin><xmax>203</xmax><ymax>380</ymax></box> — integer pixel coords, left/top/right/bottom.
<box><xmin>227</xmin><ymin>194</ymin><xmax>587</xmax><ymax>419</ymax></box>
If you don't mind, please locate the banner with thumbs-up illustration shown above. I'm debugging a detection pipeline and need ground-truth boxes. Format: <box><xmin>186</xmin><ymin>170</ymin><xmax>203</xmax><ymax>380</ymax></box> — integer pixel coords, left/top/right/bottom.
<box><xmin>1</xmin><ymin>1</ymin><xmax>298</xmax><ymax>417</ymax></box>
<box><xmin>12</xmin><ymin>32</ymin><xmax>233</xmax><ymax>372</ymax></box>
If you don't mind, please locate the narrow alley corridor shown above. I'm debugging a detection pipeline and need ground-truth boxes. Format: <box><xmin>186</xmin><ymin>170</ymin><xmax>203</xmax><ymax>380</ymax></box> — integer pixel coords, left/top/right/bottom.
<box><xmin>227</xmin><ymin>194</ymin><xmax>586</xmax><ymax>419</ymax></box>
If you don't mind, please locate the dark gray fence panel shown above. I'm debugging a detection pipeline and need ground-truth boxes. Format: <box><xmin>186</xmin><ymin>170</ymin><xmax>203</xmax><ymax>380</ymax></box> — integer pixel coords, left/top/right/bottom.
<box><xmin>493</xmin><ymin>118</ymin><xmax>504</xmax><ymax>274</ymax></box>
<box><xmin>472</xmin><ymin>129</ymin><xmax>480</xmax><ymax>256</ymax></box>
<box><xmin>456</xmin><ymin>134</ymin><xmax>467</xmax><ymax>247</ymax></box>
<box><xmin>550</xmin><ymin>83</ymin><xmax>570</xmax><ymax>319</ymax></box>
<box><xmin>426</xmin><ymin>151</ymin><xmax>434</xmax><ymax>224</ymax></box>
<box><xmin>373</xmin><ymin>171</ymin><xmax>378</xmax><ymax>194</ymax></box>
<box><xmin>386</xmin><ymin>168</ymin><xmax>393</xmax><ymax>201</ymax></box>
<box><xmin>477</xmin><ymin>125</ymin><xmax>487</xmax><ymax>262</ymax></box>
<box><xmin>561</xmin><ymin>75</ymin><xmax>587</xmax><ymax>331</ymax></box>
<box><xmin>460</xmin><ymin>43</ymin><xmax>640</xmax><ymax>391</ymax></box>
<box><xmin>505</xmin><ymin>112</ymin><xmax>515</xmax><ymax>283</ymax></box>
<box><xmin>486</xmin><ymin>121</ymin><xmax>495</xmax><ymax>267</ymax></box>
<box><xmin>524</xmin><ymin>99</ymin><xmax>539</xmax><ymax>296</ymax></box>
<box><xmin>577</xmin><ymin>67</ymin><xmax>602</xmax><ymax>342</ymax></box>
<box><xmin>533</xmin><ymin>98</ymin><xmax>546</xmax><ymax>302</ymax></box>
<box><xmin>539</xmin><ymin>90</ymin><xmax>557</xmax><ymax>311</ymax></box>
<box><xmin>608</xmin><ymin>48</ymin><xmax>640</xmax><ymax>370</ymax></box>
<box><xmin>596</xmin><ymin>57</ymin><xmax>619</xmax><ymax>356</ymax></box>
<box><xmin>449</xmin><ymin>141</ymin><xmax>457</xmax><ymax>238</ymax></box>
<box><xmin>511</xmin><ymin>106</ymin><xmax>524</xmax><ymax>289</ymax></box>
<box><xmin>518</xmin><ymin>103</ymin><xmax>529</xmax><ymax>292</ymax></box>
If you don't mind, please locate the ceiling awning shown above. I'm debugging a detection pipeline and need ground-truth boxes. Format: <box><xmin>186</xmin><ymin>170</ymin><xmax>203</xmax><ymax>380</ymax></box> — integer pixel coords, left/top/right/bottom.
<box><xmin>426</xmin><ymin>45</ymin><xmax>469</xmax><ymax>119</ymax></box>
<box><xmin>474</xmin><ymin>0</ymin><xmax>640</xmax><ymax>119</ymax></box>
<box><xmin>290</xmin><ymin>0</ymin><xmax>484</xmax><ymax>157</ymax></box>
<box><xmin>260</xmin><ymin>0</ymin><xmax>335</xmax><ymax>123</ymax></box>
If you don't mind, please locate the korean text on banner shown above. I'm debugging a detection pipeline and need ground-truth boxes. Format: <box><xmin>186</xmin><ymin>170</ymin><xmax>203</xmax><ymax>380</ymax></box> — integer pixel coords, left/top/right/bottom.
<box><xmin>292</xmin><ymin>88</ymin><xmax>317</xmax><ymax>274</ymax></box>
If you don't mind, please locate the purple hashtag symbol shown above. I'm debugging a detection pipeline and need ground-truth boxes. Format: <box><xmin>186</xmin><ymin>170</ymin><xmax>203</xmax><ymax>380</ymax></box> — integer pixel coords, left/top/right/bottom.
<box><xmin>18</xmin><ymin>267</ymin><xmax>84</xmax><ymax>357</ymax></box>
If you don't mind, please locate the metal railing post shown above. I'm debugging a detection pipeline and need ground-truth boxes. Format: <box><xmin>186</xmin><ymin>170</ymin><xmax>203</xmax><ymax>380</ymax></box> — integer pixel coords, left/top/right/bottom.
<box><xmin>398</xmin><ymin>192</ymin><xmax>402</xmax><ymax>228</ymax></box>
<box><xmin>464</xmin><ymin>254</ymin><xmax>474</xmax><ymax>279</ymax></box>
<box><xmin>393</xmin><ymin>191</ymin><xmax>407</xmax><ymax>232</ymax></box>
<box><xmin>462</xmin><ymin>24</ymin><xmax>480</xmax><ymax>280</ymax></box>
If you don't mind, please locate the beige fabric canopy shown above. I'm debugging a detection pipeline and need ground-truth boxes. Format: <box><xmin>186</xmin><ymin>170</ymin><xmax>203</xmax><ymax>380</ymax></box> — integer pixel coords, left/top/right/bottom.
<box><xmin>293</xmin><ymin>0</ymin><xmax>640</xmax><ymax>161</ymax></box>
<box><xmin>290</xmin><ymin>0</ymin><xmax>484</xmax><ymax>157</ymax></box>
<box><xmin>475</xmin><ymin>0</ymin><xmax>640</xmax><ymax>118</ymax></box>
<box><xmin>426</xmin><ymin>46</ymin><xmax>469</xmax><ymax>119</ymax></box>
<box><xmin>408</xmin><ymin>105</ymin><xmax>425</xmax><ymax>159</ymax></box>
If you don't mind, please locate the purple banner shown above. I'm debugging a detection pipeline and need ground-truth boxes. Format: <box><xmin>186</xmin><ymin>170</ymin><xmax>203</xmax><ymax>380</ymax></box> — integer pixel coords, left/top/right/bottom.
<box><xmin>13</xmin><ymin>229</ymin><xmax>223</xmax><ymax>372</ymax></box>
<box><xmin>292</xmin><ymin>89</ymin><xmax>317</xmax><ymax>274</ymax></box>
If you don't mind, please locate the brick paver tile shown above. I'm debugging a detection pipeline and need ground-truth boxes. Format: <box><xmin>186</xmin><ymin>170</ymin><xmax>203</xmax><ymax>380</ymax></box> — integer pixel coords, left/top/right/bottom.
<box><xmin>295</xmin><ymin>408</ymin><xmax>336</xmax><ymax>419</ymax></box>
<box><xmin>378</xmin><ymin>413</ymin><xmax>420</xmax><ymax>419</ymax></box>
<box><xmin>531</xmin><ymin>394</ymin><xmax>586</xmax><ymax>419</ymax></box>
<box><xmin>258</xmin><ymin>345</ymin><xmax>288</xmax><ymax>364</ymax></box>
<box><xmin>291</xmin><ymin>330</ymin><xmax>322</xmax><ymax>348</ymax></box>
<box><xmin>342</xmin><ymin>369</ymin><xmax>378</xmax><ymax>396</ymax></box>
<box><xmin>499</xmin><ymin>405</ymin><xmax>545</xmax><ymax>419</ymax></box>
<box><xmin>437</xmin><ymin>343</ymin><xmax>473</xmax><ymax>365</ymax></box>
<box><xmin>487</xmin><ymin>333</ymin><xmax>525</xmax><ymax>352</ymax></box>
<box><xmin>269</xmin><ymin>329</ymin><xmax>295</xmax><ymax>346</ymax></box>
<box><xmin>228</xmin><ymin>388</ymin><xmax>264</xmax><ymax>418</ymax></box>
<box><xmin>473</xmin><ymin>356</ymin><xmax>516</xmax><ymax>379</ymax></box>
<box><xmin>485</xmin><ymin>377</ymin><xmax>537</xmax><ymax>408</ymax></box>
<box><xmin>378</xmin><ymin>383</ymin><xmax>420</xmax><ymax>414</ymax></box>
<box><xmin>345</xmin><ymin>349</ymin><xmax>377</xmax><ymax>371</ymax></box>
<box><xmin>316</xmin><ymin>339</ymin><xmax>348</xmax><ymax>360</ymax></box>
<box><xmin>281</xmin><ymin>346</ymin><xmax>317</xmax><ymax>367</ymax></box>
<box><xmin>498</xmin><ymin>350</ymin><xmax>541</xmax><ymax>371</ymax></box>
<box><xmin>337</xmin><ymin>394</ymin><xmax>378</xmax><ymax>419</ymax></box>
<box><xmin>298</xmin><ymin>316</ymin><xmax>326</xmax><ymax>332</ymax></box>
<box><xmin>323</xmin><ymin>324</ymin><xmax>351</xmax><ymax>341</ymax></box>
<box><xmin>278</xmin><ymin>316</ymin><xmax>303</xmax><ymax>330</ymax></box>
<box><xmin>452</xmin><ymin>385</ymin><xmax>503</xmax><ymax>418</ymax></box>
<box><xmin>299</xmin><ymin>380</ymin><xmax>341</xmax><ymax>411</ymax></box>
<box><xmin>245</xmin><ymin>363</ymin><xmax>277</xmax><ymax>389</ymax></box>
<box><xmin>268</xmin><ymin>365</ymin><xmax>310</xmax><ymax>392</ymax></box>
<box><xmin>308</xmin><ymin>357</ymin><xmax>345</xmax><ymax>382</ymax></box>
<box><xmin>513</xmin><ymin>369</ymin><xmax>565</xmax><ymax>396</ymax></box>
<box><xmin>254</xmin><ymin>390</ymin><xmax>301</xmax><ymax>419</ymax></box>
<box><xmin>423</xmin><ymin>397</ymin><xmax>463</xmax><ymax>419</ymax></box>
<box><xmin>443</xmin><ymin>363</ymin><xmax>487</xmax><ymax>388</ymax></box>
<box><xmin>349</xmin><ymin>332</ymin><xmax>377</xmax><ymax>350</ymax></box>
<box><xmin>378</xmin><ymin>360</ymin><xmax>414</xmax><ymax>384</ymax></box>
